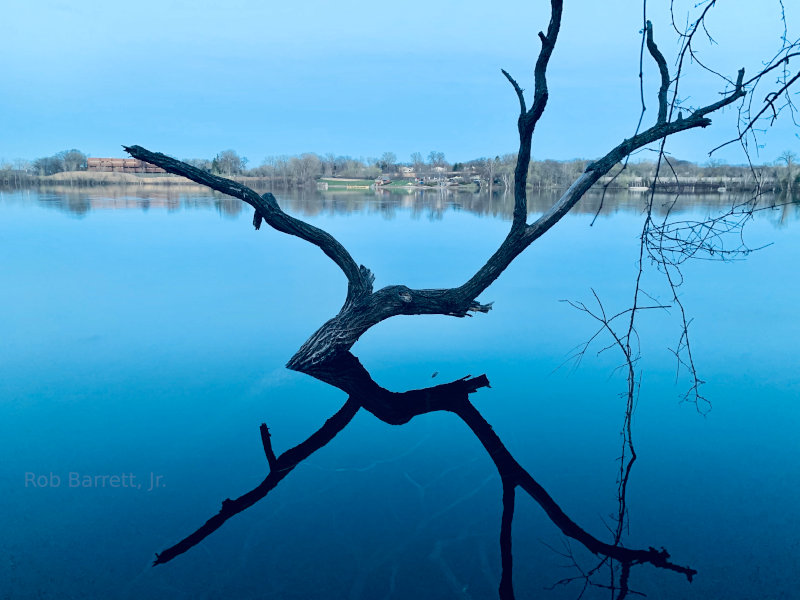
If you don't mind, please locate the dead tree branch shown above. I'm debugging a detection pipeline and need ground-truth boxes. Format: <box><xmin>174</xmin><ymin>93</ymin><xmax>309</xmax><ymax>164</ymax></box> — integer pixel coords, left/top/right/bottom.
<box><xmin>126</xmin><ymin>10</ymin><xmax>746</xmax><ymax>374</ymax></box>
<box><xmin>645</xmin><ymin>20</ymin><xmax>671</xmax><ymax>124</ymax></box>
<box><xmin>123</xmin><ymin>145</ymin><xmax>375</xmax><ymax>307</ymax></box>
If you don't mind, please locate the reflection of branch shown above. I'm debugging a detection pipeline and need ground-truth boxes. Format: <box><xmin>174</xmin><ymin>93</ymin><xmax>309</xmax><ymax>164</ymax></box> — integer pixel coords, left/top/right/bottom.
<box><xmin>499</xmin><ymin>481</ymin><xmax>516</xmax><ymax>600</ymax></box>
<box><xmin>154</xmin><ymin>353</ymin><xmax>696</xmax><ymax>598</ymax></box>
<box><xmin>331</xmin><ymin>354</ymin><xmax>697</xmax><ymax>593</ymax></box>
<box><xmin>564</xmin><ymin>283</ymin><xmax>689</xmax><ymax>593</ymax></box>
<box><xmin>153</xmin><ymin>398</ymin><xmax>360</xmax><ymax>565</ymax></box>
<box><xmin>259</xmin><ymin>423</ymin><xmax>277</xmax><ymax>470</ymax></box>
<box><xmin>452</xmin><ymin>400</ymin><xmax>696</xmax><ymax>588</ymax></box>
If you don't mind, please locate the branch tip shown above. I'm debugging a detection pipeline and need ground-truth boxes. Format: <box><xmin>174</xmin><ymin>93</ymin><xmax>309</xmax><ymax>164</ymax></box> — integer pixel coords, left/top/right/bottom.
<box><xmin>359</xmin><ymin>265</ymin><xmax>375</xmax><ymax>291</ymax></box>
<box><xmin>502</xmin><ymin>69</ymin><xmax>526</xmax><ymax>114</ymax></box>
<box><xmin>469</xmin><ymin>300</ymin><xmax>493</xmax><ymax>314</ymax></box>
<box><xmin>260</xmin><ymin>423</ymin><xmax>278</xmax><ymax>470</ymax></box>
<box><xmin>645</xmin><ymin>19</ymin><xmax>670</xmax><ymax>124</ymax></box>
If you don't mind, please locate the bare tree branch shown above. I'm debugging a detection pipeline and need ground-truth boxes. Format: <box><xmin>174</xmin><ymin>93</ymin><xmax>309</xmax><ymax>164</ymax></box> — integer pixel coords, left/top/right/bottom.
<box><xmin>507</xmin><ymin>0</ymin><xmax>564</xmax><ymax>233</ymax></box>
<box><xmin>529</xmin><ymin>0</ymin><xmax>564</xmax><ymax>126</ymax></box>
<box><xmin>123</xmin><ymin>145</ymin><xmax>374</xmax><ymax>306</ymax></box>
<box><xmin>501</xmin><ymin>69</ymin><xmax>526</xmax><ymax>116</ymax></box>
<box><xmin>645</xmin><ymin>20</ymin><xmax>671</xmax><ymax>124</ymax></box>
<box><xmin>709</xmin><ymin>70</ymin><xmax>800</xmax><ymax>155</ymax></box>
<box><xmin>126</xmin><ymin>53</ymin><xmax>746</xmax><ymax>374</ymax></box>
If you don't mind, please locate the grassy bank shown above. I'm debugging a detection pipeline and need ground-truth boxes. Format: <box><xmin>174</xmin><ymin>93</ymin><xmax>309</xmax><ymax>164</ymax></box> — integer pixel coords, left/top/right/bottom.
<box><xmin>318</xmin><ymin>178</ymin><xmax>374</xmax><ymax>189</ymax></box>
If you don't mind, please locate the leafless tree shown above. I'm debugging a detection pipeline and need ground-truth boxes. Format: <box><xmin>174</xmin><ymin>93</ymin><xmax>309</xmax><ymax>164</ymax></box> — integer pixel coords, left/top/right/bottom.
<box><xmin>211</xmin><ymin>149</ymin><xmax>247</xmax><ymax>176</ymax></box>
<box><xmin>410</xmin><ymin>151</ymin><xmax>426</xmax><ymax>175</ymax></box>
<box><xmin>56</xmin><ymin>149</ymin><xmax>87</xmax><ymax>172</ymax></box>
<box><xmin>778</xmin><ymin>150</ymin><xmax>798</xmax><ymax>193</ymax></box>
<box><xmin>427</xmin><ymin>150</ymin><xmax>447</xmax><ymax>168</ymax></box>
<box><xmin>123</xmin><ymin>1</ymin><xmax>798</xmax><ymax>598</ymax></box>
<box><xmin>481</xmin><ymin>155</ymin><xmax>499</xmax><ymax>194</ymax></box>
<box><xmin>379</xmin><ymin>151</ymin><xmax>397</xmax><ymax>173</ymax></box>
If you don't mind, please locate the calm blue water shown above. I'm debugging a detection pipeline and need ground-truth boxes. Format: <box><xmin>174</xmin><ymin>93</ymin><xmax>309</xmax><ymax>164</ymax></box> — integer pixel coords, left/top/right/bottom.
<box><xmin>1</xmin><ymin>188</ymin><xmax>798</xmax><ymax>599</ymax></box>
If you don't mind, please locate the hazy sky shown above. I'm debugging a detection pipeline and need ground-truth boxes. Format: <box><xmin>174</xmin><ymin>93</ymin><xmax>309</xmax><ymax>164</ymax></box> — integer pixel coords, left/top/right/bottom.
<box><xmin>2</xmin><ymin>0</ymin><xmax>797</xmax><ymax>165</ymax></box>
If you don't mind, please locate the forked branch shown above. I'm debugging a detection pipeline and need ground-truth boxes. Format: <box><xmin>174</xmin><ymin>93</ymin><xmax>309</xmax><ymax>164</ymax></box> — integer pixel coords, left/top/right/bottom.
<box><xmin>125</xmin><ymin>65</ymin><xmax>745</xmax><ymax>372</ymax></box>
<box><xmin>126</xmin><ymin>0</ymin><xmax>749</xmax><ymax>373</ymax></box>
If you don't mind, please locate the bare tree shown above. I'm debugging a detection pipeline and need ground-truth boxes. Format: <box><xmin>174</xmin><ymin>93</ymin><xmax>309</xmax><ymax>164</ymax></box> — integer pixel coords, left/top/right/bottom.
<box><xmin>498</xmin><ymin>153</ymin><xmax>516</xmax><ymax>190</ymax></box>
<box><xmin>427</xmin><ymin>150</ymin><xmax>446</xmax><ymax>168</ymax></box>
<box><xmin>32</xmin><ymin>155</ymin><xmax>64</xmax><ymax>176</ymax></box>
<box><xmin>183</xmin><ymin>157</ymin><xmax>212</xmax><ymax>172</ymax></box>
<box><xmin>410</xmin><ymin>151</ymin><xmax>425</xmax><ymax>175</ymax></box>
<box><xmin>56</xmin><ymin>149</ymin><xmax>87</xmax><ymax>172</ymax></box>
<box><xmin>123</xmin><ymin>1</ymin><xmax>798</xmax><ymax>598</ymax></box>
<box><xmin>378</xmin><ymin>151</ymin><xmax>397</xmax><ymax>173</ymax></box>
<box><xmin>778</xmin><ymin>150</ymin><xmax>798</xmax><ymax>193</ymax></box>
<box><xmin>479</xmin><ymin>155</ymin><xmax>500</xmax><ymax>194</ymax></box>
<box><xmin>289</xmin><ymin>152</ymin><xmax>323</xmax><ymax>184</ymax></box>
<box><xmin>211</xmin><ymin>149</ymin><xmax>247</xmax><ymax>176</ymax></box>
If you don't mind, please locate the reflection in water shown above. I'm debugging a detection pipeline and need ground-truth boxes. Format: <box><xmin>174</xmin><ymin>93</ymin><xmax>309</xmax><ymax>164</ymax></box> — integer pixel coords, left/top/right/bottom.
<box><xmin>153</xmin><ymin>352</ymin><xmax>694</xmax><ymax>600</ymax></box>
<box><xmin>2</xmin><ymin>185</ymin><xmax>798</xmax><ymax>599</ymax></box>
<box><xmin>3</xmin><ymin>186</ymin><xmax>800</xmax><ymax>223</ymax></box>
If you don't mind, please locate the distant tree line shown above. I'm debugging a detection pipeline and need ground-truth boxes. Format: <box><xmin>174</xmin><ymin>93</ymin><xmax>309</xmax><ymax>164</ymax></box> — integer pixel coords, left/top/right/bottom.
<box><xmin>1</xmin><ymin>149</ymin><xmax>88</xmax><ymax>177</ymax></box>
<box><xmin>175</xmin><ymin>148</ymin><xmax>798</xmax><ymax>193</ymax></box>
<box><xmin>2</xmin><ymin>148</ymin><xmax>798</xmax><ymax>193</ymax></box>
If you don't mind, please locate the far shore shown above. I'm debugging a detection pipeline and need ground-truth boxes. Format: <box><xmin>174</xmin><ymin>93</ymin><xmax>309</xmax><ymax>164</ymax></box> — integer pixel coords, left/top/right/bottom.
<box><xmin>0</xmin><ymin>169</ymin><xmax>787</xmax><ymax>195</ymax></box>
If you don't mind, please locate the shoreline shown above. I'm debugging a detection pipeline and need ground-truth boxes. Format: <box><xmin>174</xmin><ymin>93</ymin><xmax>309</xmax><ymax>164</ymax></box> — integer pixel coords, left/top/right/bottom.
<box><xmin>0</xmin><ymin>170</ymin><xmax>786</xmax><ymax>195</ymax></box>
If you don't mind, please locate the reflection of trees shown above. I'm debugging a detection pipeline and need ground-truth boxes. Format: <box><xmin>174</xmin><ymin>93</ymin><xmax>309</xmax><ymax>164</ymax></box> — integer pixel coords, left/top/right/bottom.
<box><xmin>152</xmin><ymin>352</ymin><xmax>695</xmax><ymax>599</ymax></box>
<box><xmin>214</xmin><ymin>197</ymin><xmax>243</xmax><ymax>217</ymax></box>
<box><xmin>22</xmin><ymin>186</ymin><xmax>798</xmax><ymax>225</ymax></box>
<box><xmin>26</xmin><ymin>186</ymin><xmax>224</xmax><ymax>216</ymax></box>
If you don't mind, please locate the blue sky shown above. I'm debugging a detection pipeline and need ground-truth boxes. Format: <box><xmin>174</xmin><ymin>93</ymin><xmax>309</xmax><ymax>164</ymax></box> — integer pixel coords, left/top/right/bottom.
<box><xmin>1</xmin><ymin>0</ymin><xmax>797</xmax><ymax>165</ymax></box>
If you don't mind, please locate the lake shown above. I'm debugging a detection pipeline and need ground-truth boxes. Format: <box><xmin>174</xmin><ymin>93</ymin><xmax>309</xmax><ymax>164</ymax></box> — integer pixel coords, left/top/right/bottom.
<box><xmin>1</xmin><ymin>186</ymin><xmax>798</xmax><ymax>599</ymax></box>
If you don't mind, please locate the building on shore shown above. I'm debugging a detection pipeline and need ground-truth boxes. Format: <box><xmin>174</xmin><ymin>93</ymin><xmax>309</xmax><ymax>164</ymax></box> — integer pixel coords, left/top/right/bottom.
<box><xmin>87</xmin><ymin>158</ymin><xmax>166</xmax><ymax>174</ymax></box>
